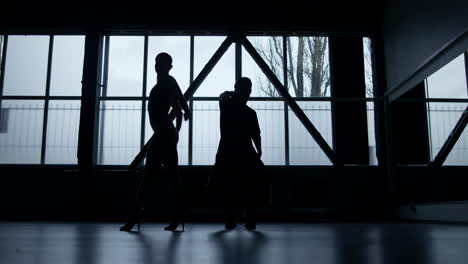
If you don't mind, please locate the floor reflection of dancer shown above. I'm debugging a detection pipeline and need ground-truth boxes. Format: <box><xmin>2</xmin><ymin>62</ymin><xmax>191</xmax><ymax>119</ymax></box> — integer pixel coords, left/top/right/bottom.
<box><xmin>120</xmin><ymin>52</ymin><xmax>190</xmax><ymax>232</ymax></box>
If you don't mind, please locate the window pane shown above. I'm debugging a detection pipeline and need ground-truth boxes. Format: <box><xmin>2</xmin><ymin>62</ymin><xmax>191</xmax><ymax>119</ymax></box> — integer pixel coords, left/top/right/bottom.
<box><xmin>427</xmin><ymin>54</ymin><xmax>467</xmax><ymax>98</ymax></box>
<box><xmin>287</xmin><ymin>37</ymin><xmax>330</xmax><ymax>97</ymax></box>
<box><xmin>0</xmin><ymin>100</ymin><xmax>44</xmax><ymax>164</ymax></box>
<box><xmin>192</xmin><ymin>101</ymin><xmax>219</xmax><ymax>165</ymax></box>
<box><xmin>445</xmin><ymin>113</ymin><xmax>468</xmax><ymax>165</ymax></box>
<box><xmin>50</xmin><ymin>36</ymin><xmax>85</xmax><ymax>96</ymax></box>
<box><xmin>3</xmin><ymin>36</ymin><xmax>49</xmax><ymax>96</ymax></box>
<box><xmin>194</xmin><ymin>37</ymin><xmax>235</xmax><ymax>97</ymax></box>
<box><xmin>45</xmin><ymin>100</ymin><xmax>80</xmax><ymax>164</ymax></box>
<box><xmin>363</xmin><ymin>37</ymin><xmax>374</xmax><ymax>98</ymax></box>
<box><xmin>247</xmin><ymin>101</ymin><xmax>285</xmax><ymax>165</ymax></box>
<box><xmin>144</xmin><ymin>103</ymin><xmax>189</xmax><ymax>165</ymax></box>
<box><xmin>427</xmin><ymin>102</ymin><xmax>467</xmax><ymax>161</ymax></box>
<box><xmin>0</xmin><ymin>35</ymin><xmax>4</xmax><ymax>79</ymax></box>
<box><xmin>98</xmin><ymin>101</ymin><xmax>141</xmax><ymax>165</ymax></box>
<box><xmin>106</xmin><ymin>36</ymin><xmax>144</xmax><ymax>96</ymax></box>
<box><xmin>289</xmin><ymin>101</ymin><xmax>332</xmax><ymax>165</ymax></box>
<box><xmin>367</xmin><ymin>102</ymin><xmax>377</xmax><ymax>165</ymax></box>
<box><xmin>244</xmin><ymin>37</ymin><xmax>283</xmax><ymax>97</ymax></box>
<box><xmin>146</xmin><ymin>36</ymin><xmax>190</xmax><ymax>96</ymax></box>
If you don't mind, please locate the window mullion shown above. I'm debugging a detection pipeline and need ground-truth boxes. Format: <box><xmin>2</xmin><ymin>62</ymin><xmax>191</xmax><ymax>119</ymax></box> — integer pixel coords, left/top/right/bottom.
<box><xmin>0</xmin><ymin>35</ymin><xmax>7</xmax><ymax>114</ymax></box>
<box><xmin>283</xmin><ymin>36</ymin><xmax>290</xmax><ymax>165</ymax></box>
<box><xmin>236</xmin><ymin>41</ymin><xmax>242</xmax><ymax>81</ymax></box>
<box><xmin>0</xmin><ymin>35</ymin><xmax>7</xmax><ymax>98</ymax></box>
<box><xmin>464</xmin><ymin>51</ymin><xmax>468</xmax><ymax>95</ymax></box>
<box><xmin>40</xmin><ymin>35</ymin><xmax>54</xmax><ymax>164</ymax></box>
<box><xmin>141</xmin><ymin>35</ymin><xmax>148</xmax><ymax>150</ymax></box>
<box><xmin>189</xmin><ymin>35</ymin><xmax>194</xmax><ymax>165</ymax></box>
<box><xmin>97</xmin><ymin>35</ymin><xmax>110</xmax><ymax>164</ymax></box>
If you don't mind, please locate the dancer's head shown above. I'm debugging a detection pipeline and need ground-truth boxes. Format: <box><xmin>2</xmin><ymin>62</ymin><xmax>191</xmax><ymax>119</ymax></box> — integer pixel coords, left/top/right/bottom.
<box><xmin>234</xmin><ymin>77</ymin><xmax>252</xmax><ymax>104</ymax></box>
<box><xmin>155</xmin><ymin>52</ymin><xmax>173</xmax><ymax>75</ymax></box>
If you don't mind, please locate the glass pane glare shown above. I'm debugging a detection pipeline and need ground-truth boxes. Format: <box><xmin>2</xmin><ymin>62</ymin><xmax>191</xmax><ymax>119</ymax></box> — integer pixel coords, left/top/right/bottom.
<box><xmin>287</xmin><ymin>37</ymin><xmax>330</xmax><ymax>97</ymax></box>
<box><xmin>0</xmin><ymin>100</ymin><xmax>44</xmax><ymax>164</ymax></box>
<box><xmin>106</xmin><ymin>36</ymin><xmax>144</xmax><ymax>96</ymax></box>
<box><xmin>289</xmin><ymin>101</ymin><xmax>332</xmax><ymax>165</ymax></box>
<box><xmin>194</xmin><ymin>37</ymin><xmax>235</xmax><ymax>97</ymax></box>
<box><xmin>3</xmin><ymin>36</ymin><xmax>49</xmax><ymax>96</ymax></box>
<box><xmin>45</xmin><ymin>100</ymin><xmax>81</xmax><ymax>164</ymax></box>
<box><xmin>427</xmin><ymin>54</ymin><xmax>468</xmax><ymax>98</ymax></box>
<box><xmin>98</xmin><ymin>101</ymin><xmax>142</xmax><ymax>165</ymax></box>
<box><xmin>244</xmin><ymin>37</ymin><xmax>283</xmax><ymax>97</ymax></box>
<box><xmin>147</xmin><ymin>36</ymin><xmax>190</xmax><ymax>96</ymax></box>
<box><xmin>50</xmin><ymin>36</ymin><xmax>85</xmax><ymax>96</ymax></box>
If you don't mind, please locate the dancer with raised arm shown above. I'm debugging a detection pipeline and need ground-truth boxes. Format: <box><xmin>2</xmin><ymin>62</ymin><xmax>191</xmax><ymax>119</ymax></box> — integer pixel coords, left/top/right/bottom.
<box><xmin>213</xmin><ymin>77</ymin><xmax>264</xmax><ymax>230</ymax></box>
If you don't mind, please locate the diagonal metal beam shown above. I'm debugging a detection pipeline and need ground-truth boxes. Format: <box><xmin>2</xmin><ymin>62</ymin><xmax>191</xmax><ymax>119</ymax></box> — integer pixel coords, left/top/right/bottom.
<box><xmin>239</xmin><ymin>35</ymin><xmax>340</xmax><ymax>166</ymax></box>
<box><xmin>431</xmin><ymin>105</ymin><xmax>468</xmax><ymax>167</ymax></box>
<box><xmin>129</xmin><ymin>36</ymin><xmax>234</xmax><ymax>169</ymax></box>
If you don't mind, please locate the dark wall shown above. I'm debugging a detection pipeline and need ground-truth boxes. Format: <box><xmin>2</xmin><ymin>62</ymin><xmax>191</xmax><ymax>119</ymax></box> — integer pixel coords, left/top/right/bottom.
<box><xmin>0</xmin><ymin>166</ymin><xmax>384</xmax><ymax>221</ymax></box>
<box><xmin>383</xmin><ymin>0</ymin><xmax>468</xmax><ymax>96</ymax></box>
<box><xmin>0</xmin><ymin>1</ymin><xmax>381</xmax><ymax>34</ymax></box>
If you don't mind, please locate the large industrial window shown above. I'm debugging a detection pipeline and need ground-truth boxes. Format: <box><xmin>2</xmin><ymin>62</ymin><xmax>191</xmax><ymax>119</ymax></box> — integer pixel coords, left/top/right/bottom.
<box><xmin>425</xmin><ymin>52</ymin><xmax>468</xmax><ymax>165</ymax></box>
<box><xmin>96</xmin><ymin>34</ymin><xmax>376</xmax><ymax>166</ymax></box>
<box><xmin>0</xmin><ymin>35</ymin><xmax>84</xmax><ymax>164</ymax></box>
<box><xmin>0</xmin><ymin>33</ymin><xmax>377</xmax><ymax>166</ymax></box>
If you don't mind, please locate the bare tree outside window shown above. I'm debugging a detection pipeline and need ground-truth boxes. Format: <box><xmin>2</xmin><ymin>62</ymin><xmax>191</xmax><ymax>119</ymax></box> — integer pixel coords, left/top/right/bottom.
<box><xmin>254</xmin><ymin>36</ymin><xmax>330</xmax><ymax>97</ymax></box>
<box><xmin>255</xmin><ymin>37</ymin><xmax>374</xmax><ymax>98</ymax></box>
<box><xmin>363</xmin><ymin>37</ymin><xmax>374</xmax><ymax>98</ymax></box>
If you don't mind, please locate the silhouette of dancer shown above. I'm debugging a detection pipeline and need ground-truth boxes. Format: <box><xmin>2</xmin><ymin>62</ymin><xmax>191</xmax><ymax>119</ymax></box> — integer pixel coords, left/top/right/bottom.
<box><xmin>121</xmin><ymin>52</ymin><xmax>190</xmax><ymax>232</ymax></box>
<box><xmin>213</xmin><ymin>77</ymin><xmax>263</xmax><ymax>230</ymax></box>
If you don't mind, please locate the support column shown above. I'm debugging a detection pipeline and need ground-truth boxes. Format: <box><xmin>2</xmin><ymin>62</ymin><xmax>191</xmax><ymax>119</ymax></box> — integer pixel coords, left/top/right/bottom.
<box><xmin>77</xmin><ymin>32</ymin><xmax>103</xmax><ymax>218</ymax></box>
<box><xmin>391</xmin><ymin>82</ymin><xmax>430</xmax><ymax>165</ymax></box>
<box><xmin>330</xmin><ymin>36</ymin><xmax>369</xmax><ymax>164</ymax></box>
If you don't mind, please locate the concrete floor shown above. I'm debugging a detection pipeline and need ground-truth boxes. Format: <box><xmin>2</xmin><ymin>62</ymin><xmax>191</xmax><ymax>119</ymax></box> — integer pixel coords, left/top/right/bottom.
<box><xmin>0</xmin><ymin>222</ymin><xmax>467</xmax><ymax>264</ymax></box>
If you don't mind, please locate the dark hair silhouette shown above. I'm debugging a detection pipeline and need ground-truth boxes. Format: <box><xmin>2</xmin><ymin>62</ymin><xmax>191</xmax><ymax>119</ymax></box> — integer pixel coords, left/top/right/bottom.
<box><xmin>156</xmin><ymin>52</ymin><xmax>173</xmax><ymax>66</ymax></box>
<box><xmin>234</xmin><ymin>77</ymin><xmax>252</xmax><ymax>95</ymax></box>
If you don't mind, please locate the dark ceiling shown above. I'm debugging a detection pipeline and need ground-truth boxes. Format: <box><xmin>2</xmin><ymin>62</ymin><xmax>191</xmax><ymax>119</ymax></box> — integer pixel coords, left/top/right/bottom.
<box><xmin>1</xmin><ymin>1</ymin><xmax>382</xmax><ymax>34</ymax></box>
